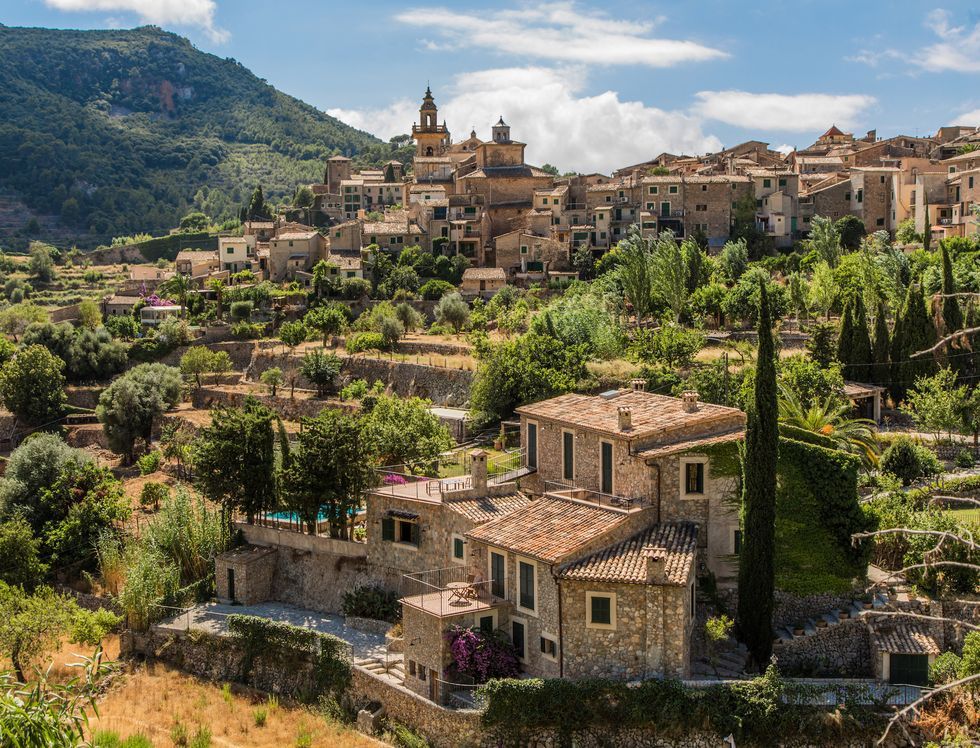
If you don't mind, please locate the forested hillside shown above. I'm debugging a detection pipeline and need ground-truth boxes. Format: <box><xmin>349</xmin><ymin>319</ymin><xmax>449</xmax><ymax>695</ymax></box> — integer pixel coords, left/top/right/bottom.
<box><xmin>0</xmin><ymin>25</ymin><xmax>407</xmax><ymax>249</ymax></box>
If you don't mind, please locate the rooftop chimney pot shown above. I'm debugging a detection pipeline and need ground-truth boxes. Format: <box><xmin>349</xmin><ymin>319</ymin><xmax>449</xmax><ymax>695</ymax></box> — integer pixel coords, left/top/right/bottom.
<box><xmin>630</xmin><ymin>378</ymin><xmax>647</xmax><ymax>392</ymax></box>
<box><xmin>682</xmin><ymin>390</ymin><xmax>699</xmax><ymax>413</ymax></box>
<box><xmin>618</xmin><ymin>406</ymin><xmax>633</xmax><ymax>431</ymax></box>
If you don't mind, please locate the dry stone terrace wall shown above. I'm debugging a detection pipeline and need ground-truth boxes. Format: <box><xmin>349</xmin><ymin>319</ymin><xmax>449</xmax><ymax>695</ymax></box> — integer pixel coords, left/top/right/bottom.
<box><xmin>772</xmin><ymin>618</ymin><xmax>872</xmax><ymax>678</ymax></box>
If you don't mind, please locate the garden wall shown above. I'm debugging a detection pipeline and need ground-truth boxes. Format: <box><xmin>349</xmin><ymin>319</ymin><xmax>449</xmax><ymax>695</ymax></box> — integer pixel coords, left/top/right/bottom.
<box><xmin>772</xmin><ymin>618</ymin><xmax>872</xmax><ymax>677</ymax></box>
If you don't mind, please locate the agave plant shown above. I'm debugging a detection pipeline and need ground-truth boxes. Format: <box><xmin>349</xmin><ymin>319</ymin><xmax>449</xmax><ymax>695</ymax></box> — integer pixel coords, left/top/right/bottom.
<box><xmin>778</xmin><ymin>383</ymin><xmax>880</xmax><ymax>468</ymax></box>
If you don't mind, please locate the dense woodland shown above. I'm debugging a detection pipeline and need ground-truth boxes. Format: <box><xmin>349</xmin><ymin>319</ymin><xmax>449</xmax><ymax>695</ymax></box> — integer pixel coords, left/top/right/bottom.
<box><xmin>0</xmin><ymin>25</ymin><xmax>413</xmax><ymax>249</ymax></box>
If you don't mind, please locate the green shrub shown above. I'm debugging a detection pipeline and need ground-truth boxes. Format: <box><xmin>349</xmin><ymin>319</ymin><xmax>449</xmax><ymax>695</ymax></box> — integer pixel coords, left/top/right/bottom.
<box><xmin>339</xmin><ymin>277</ymin><xmax>371</xmax><ymax>300</ymax></box>
<box><xmin>136</xmin><ymin>450</ymin><xmax>162</xmax><ymax>475</ymax></box>
<box><xmin>91</xmin><ymin>730</ymin><xmax>122</xmax><ymax>747</ymax></box>
<box><xmin>955</xmin><ymin>448</ymin><xmax>976</xmax><ymax>468</ymax></box>
<box><xmin>959</xmin><ymin>630</ymin><xmax>980</xmax><ymax>679</ymax></box>
<box><xmin>340</xmin><ymin>379</ymin><xmax>368</xmax><ymax>401</ymax></box>
<box><xmin>341</xmin><ymin>585</ymin><xmax>401</xmax><ymax>623</ymax></box>
<box><xmin>139</xmin><ymin>481</ymin><xmax>169</xmax><ymax>511</ymax></box>
<box><xmin>229</xmin><ymin>300</ymin><xmax>253</xmax><ymax>322</ymax></box>
<box><xmin>345</xmin><ymin>332</ymin><xmax>385</xmax><ymax>354</ymax></box>
<box><xmin>231</xmin><ymin>321</ymin><xmax>264</xmax><ymax>340</ymax></box>
<box><xmin>880</xmin><ymin>437</ymin><xmax>942</xmax><ymax>486</ymax></box>
<box><xmin>253</xmin><ymin>707</ymin><xmax>268</xmax><ymax>727</ymax></box>
<box><xmin>419</xmin><ymin>279</ymin><xmax>454</xmax><ymax>300</ymax></box>
<box><xmin>189</xmin><ymin>725</ymin><xmax>212</xmax><ymax>748</ymax></box>
<box><xmin>930</xmin><ymin>651</ymin><xmax>962</xmax><ymax>685</ymax></box>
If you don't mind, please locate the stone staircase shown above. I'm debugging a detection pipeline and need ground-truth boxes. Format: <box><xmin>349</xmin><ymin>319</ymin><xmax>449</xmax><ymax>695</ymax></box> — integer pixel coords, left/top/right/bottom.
<box><xmin>774</xmin><ymin>592</ymin><xmax>889</xmax><ymax>644</ymax></box>
<box><xmin>354</xmin><ymin>655</ymin><xmax>405</xmax><ymax>684</ymax></box>
<box><xmin>691</xmin><ymin>637</ymin><xmax>750</xmax><ymax>679</ymax></box>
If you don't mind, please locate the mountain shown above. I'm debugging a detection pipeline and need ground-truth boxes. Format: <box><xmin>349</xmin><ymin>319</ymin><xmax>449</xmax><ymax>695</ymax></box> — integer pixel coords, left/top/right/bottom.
<box><xmin>0</xmin><ymin>25</ymin><xmax>405</xmax><ymax>249</ymax></box>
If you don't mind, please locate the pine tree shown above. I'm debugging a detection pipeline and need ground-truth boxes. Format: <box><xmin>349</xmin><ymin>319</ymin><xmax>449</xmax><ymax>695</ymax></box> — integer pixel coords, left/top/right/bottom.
<box><xmin>737</xmin><ymin>283</ymin><xmax>778</xmax><ymax>667</ymax></box>
<box><xmin>871</xmin><ymin>301</ymin><xmax>890</xmax><ymax>386</ymax></box>
<box><xmin>890</xmin><ymin>284</ymin><xmax>938</xmax><ymax>403</ymax></box>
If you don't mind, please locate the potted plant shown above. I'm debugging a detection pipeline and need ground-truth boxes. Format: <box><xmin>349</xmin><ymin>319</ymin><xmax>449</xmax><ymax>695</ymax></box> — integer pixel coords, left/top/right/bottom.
<box><xmin>793</xmin><ymin>623</ymin><xmax>805</xmax><ymax>636</ymax></box>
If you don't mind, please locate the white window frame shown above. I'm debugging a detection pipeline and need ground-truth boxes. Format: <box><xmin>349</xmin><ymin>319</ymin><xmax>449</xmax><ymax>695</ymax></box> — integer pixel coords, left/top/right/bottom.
<box><xmin>561</xmin><ymin>429</ymin><xmax>575</xmax><ymax>482</ymax></box>
<box><xmin>680</xmin><ymin>457</ymin><xmax>708</xmax><ymax>498</ymax></box>
<box><xmin>586</xmin><ymin>591</ymin><xmax>617</xmax><ymax>630</ymax></box>
<box><xmin>476</xmin><ymin>610</ymin><xmax>499</xmax><ymax>632</ymax></box>
<box><xmin>515</xmin><ymin>556</ymin><xmax>538</xmax><ymax>616</ymax></box>
<box><xmin>539</xmin><ymin>632</ymin><xmax>559</xmax><ymax>662</ymax></box>
<box><xmin>451</xmin><ymin>533</ymin><xmax>467</xmax><ymax>564</ymax></box>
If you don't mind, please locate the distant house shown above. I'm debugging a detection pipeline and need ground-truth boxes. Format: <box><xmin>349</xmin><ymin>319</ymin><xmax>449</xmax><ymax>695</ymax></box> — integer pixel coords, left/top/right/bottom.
<box><xmin>175</xmin><ymin>249</ymin><xmax>219</xmax><ymax>277</ymax></box>
<box><xmin>140</xmin><ymin>304</ymin><xmax>183</xmax><ymax>327</ymax></box>
<box><xmin>459</xmin><ymin>267</ymin><xmax>506</xmax><ymax>298</ymax></box>
<box><xmin>102</xmin><ymin>294</ymin><xmax>142</xmax><ymax>318</ymax></box>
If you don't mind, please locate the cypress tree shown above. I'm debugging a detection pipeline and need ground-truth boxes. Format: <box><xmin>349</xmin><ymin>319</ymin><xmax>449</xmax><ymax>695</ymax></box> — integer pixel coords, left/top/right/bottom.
<box><xmin>837</xmin><ymin>294</ymin><xmax>856</xmax><ymax>376</ymax></box>
<box><xmin>940</xmin><ymin>240</ymin><xmax>968</xmax><ymax>376</ymax></box>
<box><xmin>890</xmin><ymin>284</ymin><xmax>938</xmax><ymax>403</ymax></box>
<box><xmin>737</xmin><ymin>284</ymin><xmax>778</xmax><ymax>668</ymax></box>
<box><xmin>850</xmin><ymin>293</ymin><xmax>874</xmax><ymax>382</ymax></box>
<box><xmin>922</xmin><ymin>194</ymin><xmax>931</xmax><ymax>254</ymax></box>
<box><xmin>872</xmin><ymin>301</ymin><xmax>890</xmax><ymax>386</ymax></box>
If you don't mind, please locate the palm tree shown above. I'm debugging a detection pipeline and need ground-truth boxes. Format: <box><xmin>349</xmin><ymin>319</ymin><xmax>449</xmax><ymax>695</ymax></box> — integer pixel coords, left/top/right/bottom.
<box><xmin>778</xmin><ymin>383</ymin><xmax>880</xmax><ymax>468</ymax></box>
<box><xmin>206</xmin><ymin>278</ymin><xmax>226</xmax><ymax>320</ymax></box>
<box><xmin>159</xmin><ymin>273</ymin><xmax>190</xmax><ymax>318</ymax></box>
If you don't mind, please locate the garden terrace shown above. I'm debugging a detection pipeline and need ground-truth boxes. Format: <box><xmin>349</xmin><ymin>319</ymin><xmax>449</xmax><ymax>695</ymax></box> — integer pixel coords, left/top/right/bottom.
<box><xmin>543</xmin><ymin>481</ymin><xmax>650</xmax><ymax>514</ymax></box>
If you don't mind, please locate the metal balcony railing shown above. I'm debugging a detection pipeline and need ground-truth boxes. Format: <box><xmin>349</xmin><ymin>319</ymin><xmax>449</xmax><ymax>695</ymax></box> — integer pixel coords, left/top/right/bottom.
<box><xmin>401</xmin><ymin>567</ymin><xmax>501</xmax><ymax>618</ymax></box>
<box><xmin>544</xmin><ymin>480</ymin><xmax>648</xmax><ymax>513</ymax></box>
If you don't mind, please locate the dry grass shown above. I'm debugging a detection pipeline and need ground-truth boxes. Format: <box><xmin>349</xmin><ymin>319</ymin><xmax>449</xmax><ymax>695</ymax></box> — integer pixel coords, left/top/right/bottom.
<box><xmin>87</xmin><ymin>663</ymin><xmax>382</xmax><ymax>748</ymax></box>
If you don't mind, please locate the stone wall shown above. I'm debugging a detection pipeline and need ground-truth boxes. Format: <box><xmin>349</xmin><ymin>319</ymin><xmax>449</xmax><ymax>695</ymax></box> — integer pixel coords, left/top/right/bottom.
<box><xmin>342</xmin><ymin>357</ymin><xmax>473</xmax><ymax>407</ymax></box>
<box><xmin>189</xmin><ymin>386</ymin><xmax>357</xmax><ymax>421</ymax></box>
<box><xmin>65</xmin><ymin>385</ymin><xmax>105</xmax><ymax>410</ymax></box>
<box><xmin>772</xmin><ymin>618</ymin><xmax>872</xmax><ymax>678</ymax></box>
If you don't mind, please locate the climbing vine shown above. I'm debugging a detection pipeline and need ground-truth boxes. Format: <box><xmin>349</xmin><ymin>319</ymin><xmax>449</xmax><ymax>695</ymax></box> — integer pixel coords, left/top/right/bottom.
<box><xmin>227</xmin><ymin>614</ymin><xmax>351</xmax><ymax>700</ymax></box>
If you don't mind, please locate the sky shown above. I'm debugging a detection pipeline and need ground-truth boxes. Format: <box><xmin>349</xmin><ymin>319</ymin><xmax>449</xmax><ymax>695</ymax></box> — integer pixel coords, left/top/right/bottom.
<box><xmin>4</xmin><ymin>0</ymin><xmax>980</xmax><ymax>173</ymax></box>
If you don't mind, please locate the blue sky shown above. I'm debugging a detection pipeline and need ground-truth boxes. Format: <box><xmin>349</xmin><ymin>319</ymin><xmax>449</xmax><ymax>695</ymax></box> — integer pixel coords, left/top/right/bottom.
<box><xmin>4</xmin><ymin>0</ymin><xmax>980</xmax><ymax>172</ymax></box>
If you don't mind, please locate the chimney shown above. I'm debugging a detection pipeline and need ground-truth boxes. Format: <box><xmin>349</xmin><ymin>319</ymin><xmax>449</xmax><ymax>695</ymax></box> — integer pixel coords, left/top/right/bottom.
<box><xmin>645</xmin><ymin>554</ymin><xmax>665</xmax><ymax>584</ymax></box>
<box><xmin>618</xmin><ymin>406</ymin><xmax>633</xmax><ymax>431</ymax></box>
<box><xmin>682</xmin><ymin>390</ymin><xmax>699</xmax><ymax>413</ymax></box>
<box><xmin>630</xmin><ymin>378</ymin><xmax>647</xmax><ymax>392</ymax></box>
<box><xmin>470</xmin><ymin>448</ymin><xmax>488</xmax><ymax>494</ymax></box>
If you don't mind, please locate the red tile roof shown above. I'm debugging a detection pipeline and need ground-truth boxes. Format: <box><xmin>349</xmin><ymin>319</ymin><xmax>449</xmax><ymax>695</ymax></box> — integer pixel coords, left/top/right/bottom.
<box><xmin>516</xmin><ymin>391</ymin><xmax>745</xmax><ymax>442</ymax></box>
<box><xmin>871</xmin><ymin>619</ymin><xmax>941</xmax><ymax>655</ymax></box>
<box><xmin>559</xmin><ymin>523</ymin><xmax>697</xmax><ymax>586</ymax></box>
<box><xmin>445</xmin><ymin>492</ymin><xmax>531</xmax><ymax>524</ymax></box>
<box><xmin>635</xmin><ymin>429</ymin><xmax>745</xmax><ymax>460</ymax></box>
<box><xmin>465</xmin><ymin>497</ymin><xmax>631</xmax><ymax>564</ymax></box>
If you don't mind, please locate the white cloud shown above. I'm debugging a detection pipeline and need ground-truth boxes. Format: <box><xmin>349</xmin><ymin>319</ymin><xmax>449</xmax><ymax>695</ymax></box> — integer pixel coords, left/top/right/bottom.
<box><xmin>329</xmin><ymin>67</ymin><xmax>722</xmax><ymax>174</ymax></box>
<box><xmin>955</xmin><ymin>108</ymin><xmax>980</xmax><ymax>126</ymax></box>
<box><xmin>693</xmin><ymin>91</ymin><xmax>876</xmax><ymax>132</ymax></box>
<box><xmin>912</xmin><ymin>8</ymin><xmax>980</xmax><ymax>72</ymax></box>
<box><xmin>774</xmin><ymin>144</ymin><xmax>795</xmax><ymax>155</ymax></box>
<box><xmin>394</xmin><ymin>2</ymin><xmax>726</xmax><ymax>68</ymax></box>
<box><xmin>44</xmin><ymin>0</ymin><xmax>228</xmax><ymax>42</ymax></box>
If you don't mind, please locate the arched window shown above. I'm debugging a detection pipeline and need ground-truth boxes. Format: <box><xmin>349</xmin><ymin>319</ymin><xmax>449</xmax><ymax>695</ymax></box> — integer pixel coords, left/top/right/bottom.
<box><xmin>426</xmin><ymin>147</ymin><xmax>433</xmax><ymax>156</ymax></box>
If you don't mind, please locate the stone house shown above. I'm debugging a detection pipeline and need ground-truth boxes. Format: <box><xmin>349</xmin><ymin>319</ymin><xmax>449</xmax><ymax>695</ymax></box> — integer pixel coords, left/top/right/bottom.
<box><xmin>267</xmin><ymin>231</ymin><xmax>325</xmax><ymax>282</ymax></box>
<box><xmin>175</xmin><ymin>249</ymin><xmax>219</xmax><ymax>278</ymax></box>
<box><xmin>396</xmin><ymin>386</ymin><xmax>746</xmax><ymax>704</ymax></box>
<box><xmin>492</xmin><ymin>229</ymin><xmax>569</xmax><ymax>278</ymax></box>
<box><xmin>459</xmin><ymin>267</ymin><xmax>506</xmax><ymax>298</ymax></box>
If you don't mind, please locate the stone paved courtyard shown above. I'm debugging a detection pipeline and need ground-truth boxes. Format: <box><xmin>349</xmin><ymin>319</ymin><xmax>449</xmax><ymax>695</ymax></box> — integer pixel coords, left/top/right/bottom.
<box><xmin>156</xmin><ymin>601</ymin><xmax>389</xmax><ymax>661</ymax></box>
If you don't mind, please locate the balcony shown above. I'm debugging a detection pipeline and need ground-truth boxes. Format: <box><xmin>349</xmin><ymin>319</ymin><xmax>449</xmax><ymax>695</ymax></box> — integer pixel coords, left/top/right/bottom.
<box><xmin>543</xmin><ymin>480</ymin><xmax>650</xmax><ymax>513</ymax></box>
<box><xmin>401</xmin><ymin>566</ymin><xmax>504</xmax><ymax>618</ymax></box>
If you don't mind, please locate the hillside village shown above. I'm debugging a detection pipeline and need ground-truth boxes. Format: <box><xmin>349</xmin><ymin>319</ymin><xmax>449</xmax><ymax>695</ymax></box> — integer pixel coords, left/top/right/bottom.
<box><xmin>1</xmin><ymin>85</ymin><xmax>980</xmax><ymax>747</ymax></box>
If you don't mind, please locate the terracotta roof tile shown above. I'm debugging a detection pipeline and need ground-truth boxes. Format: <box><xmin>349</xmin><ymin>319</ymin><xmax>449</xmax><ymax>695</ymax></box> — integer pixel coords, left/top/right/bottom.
<box><xmin>871</xmin><ymin>619</ymin><xmax>941</xmax><ymax>655</ymax></box>
<box><xmin>462</xmin><ymin>268</ymin><xmax>506</xmax><ymax>281</ymax></box>
<box><xmin>636</xmin><ymin>429</ymin><xmax>745</xmax><ymax>459</ymax></box>
<box><xmin>445</xmin><ymin>492</ymin><xmax>532</xmax><ymax>524</ymax></box>
<box><xmin>516</xmin><ymin>391</ymin><xmax>745</xmax><ymax>442</ymax></box>
<box><xmin>559</xmin><ymin>522</ymin><xmax>697</xmax><ymax>585</ymax></box>
<box><xmin>466</xmin><ymin>497</ymin><xmax>631</xmax><ymax>564</ymax></box>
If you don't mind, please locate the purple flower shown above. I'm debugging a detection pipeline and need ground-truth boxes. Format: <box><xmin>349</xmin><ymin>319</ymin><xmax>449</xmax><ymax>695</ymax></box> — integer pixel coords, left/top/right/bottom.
<box><xmin>383</xmin><ymin>473</ymin><xmax>408</xmax><ymax>485</ymax></box>
<box><xmin>446</xmin><ymin>625</ymin><xmax>519</xmax><ymax>682</ymax></box>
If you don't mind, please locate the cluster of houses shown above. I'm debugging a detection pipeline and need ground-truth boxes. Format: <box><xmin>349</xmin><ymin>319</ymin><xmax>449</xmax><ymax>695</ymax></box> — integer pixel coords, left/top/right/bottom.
<box><xmin>143</xmin><ymin>88</ymin><xmax>980</xmax><ymax>297</ymax></box>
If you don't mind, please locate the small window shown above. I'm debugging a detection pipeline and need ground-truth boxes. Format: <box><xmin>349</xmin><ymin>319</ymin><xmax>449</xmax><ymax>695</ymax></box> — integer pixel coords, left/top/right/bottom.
<box><xmin>452</xmin><ymin>536</ymin><xmax>465</xmax><ymax>561</ymax></box>
<box><xmin>408</xmin><ymin>659</ymin><xmax>417</xmax><ymax>676</ymax></box>
<box><xmin>520</xmin><ymin>245</ymin><xmax>528</xmax><ymax>254</ymax></box>
<box><xmin>971</xmin><ymin>177</ymin><xmax>976</xmax><ymax>189</ymax></box>
<box><xmin>669</xmin><ymin>185</ymin><xmax>678</xmax><ymax>194</ymax></box>
<box><xmin>649</xmin><ymin>186</ymin><xmax>658</xmax><ymax>195</ymax></box>
<box><xmin>844</xmin><ymin>193</ymin><xmax>851</xmax><ymax>201</ymax></box>
<box><xmin>763</xmin><ymin>178</ymin><xmax>771</xmax><ymax>188</ymax></box>
<box><xmin>701</xmin><ymin>184</ymin><xmax>708</xmax><ymax>191</ymax></box>
<box><xmin>479</xmin><ymin>614</ymin><xmax>495</xmax><ymax>633</ymax></box>
<box><xmin>418</xmin><ymin>667</ymin><xmax>427</xmax><ymax>682</ymax></box>
<box><xmin>553</xmin><ymin>198</ymin><xmax>559</xmax><ymax>205</ymax></box>
<box><xmin>779</xmin><ymin>178</ymin><xmax>787</xmax><ymax>188</ymax></box>
<box><xmin>733</xmin><ymin>529</ymin><xmax>742</xmax><ymax>555</ymax></box>
<box><xmin>540</xmin><ymin>635</ymin><xmax>557</xmax><ymax>659</ymax></box>
<box><xmin>876</xmin><ymin>218</ymin><xmax>885</xmax><ymax>226</ymax></box>
<box><xmin>857</xmin><ymin>189</ymin><xmax>864</xmax><ymax>203</ymax></box>
<box><xmin>586</xmin><ymin>592</ymin><xmax>616</xmax><ymax>629</ymax></box>
<box><xmin>685</xmin><ymin>462</ymin><xmax>705</xmax><ymax>494</ymax></box>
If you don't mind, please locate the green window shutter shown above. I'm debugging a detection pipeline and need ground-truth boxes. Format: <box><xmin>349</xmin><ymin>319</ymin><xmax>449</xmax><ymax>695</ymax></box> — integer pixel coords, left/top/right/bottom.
<box><xmin>381</xmin><ymin>517</ymin><xmax>394</xmax><ymax>541</ymax></box>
